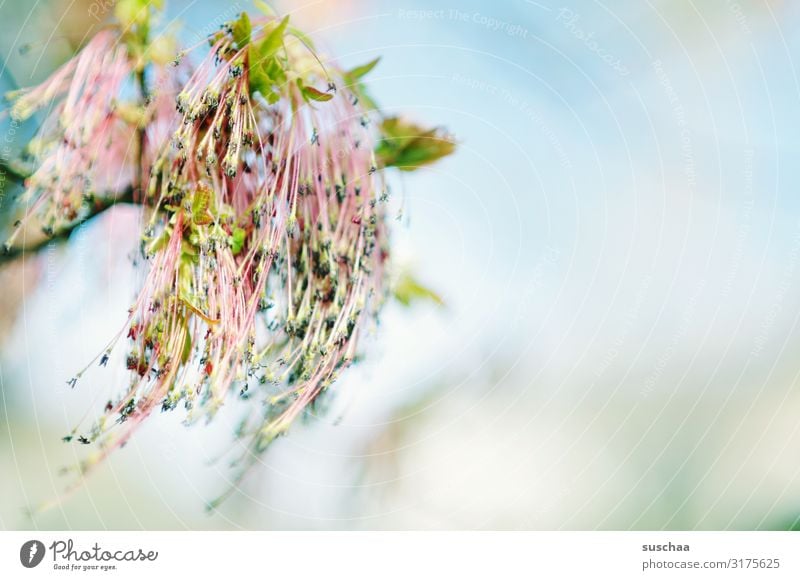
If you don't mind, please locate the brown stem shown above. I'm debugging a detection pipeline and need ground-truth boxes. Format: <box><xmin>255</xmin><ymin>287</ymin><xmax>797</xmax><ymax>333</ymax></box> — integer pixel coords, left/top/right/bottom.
<box><xmin>0</xmin><ymin>37</ymin><xmax>150</xmax><ymax>266</ymax></box>
<box><xmin>0</xmin><ymin>188</ymin><xmax>134</xmax><ymax>265</ymax></box>
<box><xmin>0</xmin><ymin>158</ymin><xmax>32</xmax><ymax>185</ymax></box>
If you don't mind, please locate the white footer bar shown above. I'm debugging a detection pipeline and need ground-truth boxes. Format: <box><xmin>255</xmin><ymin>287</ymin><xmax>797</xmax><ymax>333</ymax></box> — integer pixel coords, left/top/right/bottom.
<box><xmin>1</xmin><ymin>531</ymin><xmax>797</xmax><ymax>579</ymax></box>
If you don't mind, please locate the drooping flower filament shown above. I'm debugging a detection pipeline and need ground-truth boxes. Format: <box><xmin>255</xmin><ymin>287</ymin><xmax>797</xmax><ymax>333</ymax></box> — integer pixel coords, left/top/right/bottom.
<box><xmin>6</xmin><ymin>31</ymin><xmax>136</xmax><ymax>241</ymax></box>
<box><xmin>59</xmin><ymin>14</ymin><xmax>391</xmax><ymax>490</ymax></box>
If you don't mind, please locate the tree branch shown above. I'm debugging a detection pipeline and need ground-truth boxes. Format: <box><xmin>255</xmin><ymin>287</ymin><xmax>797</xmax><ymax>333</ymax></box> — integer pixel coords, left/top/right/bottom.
<box><xmin>0</xmin><ymin>46</ymin><xmax>149</xmax><ymax>266</ymax></box>
<box><xmin>0</xmin><ymin>157</ymin><xmax>33</xmax><ymax>185</ymax></box>
<box><xmin>0</xmin><ymin>187</ymin><xmax>134</xmax><ymax>265</ymax></box>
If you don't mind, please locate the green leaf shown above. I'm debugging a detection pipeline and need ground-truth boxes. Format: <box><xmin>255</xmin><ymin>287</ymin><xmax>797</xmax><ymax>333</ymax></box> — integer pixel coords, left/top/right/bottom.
<box><xmin>191</xmin><ymin>186</ymin><xmax>215</xmax><ymax>225</ymax></box>
<box><xmin>394</xmin><ymin>272</ymin><xmax>444</xmax><ymax>307</ymax></box>
<box><xmin>288</xmin><ymin>25</ymin><xmax>315</xmax><ymax>50</ymax></box>
<box><xmin>181</xmin><ymin>320</ymin><xmax>192</xmax><ymax>363</ymax></box>
<box><xmin>231</xmin><ymin>227</ymin><xmax>247</xmax><ymax>255</ymax></box>
<box><xmin>257</xmin><ymin>15</ymin><xmax>289</xmax><ymax>60</ymax></box>
<box><xmin>144</xmin><ymin>228</ymin><xmax>169</xmax><ymax>255</ymax></box>
<box><xmin>115</xmin><ymin>0</ymin><xmax>151</xmax><ymax>26</ymax></box>
<box><xmin>180</xmin><ymin>239</ymin><xmax>198</xmax><ymax>259</ymax></box>
<box><xmin>231</xmin><ymin>12</ymin><xmax>252</xmax><ymax>47</ymax></box>
<box><xmin>248</xmin><ymin>46</ymin><xmax>271</xmax><ymax>95</ymax></box>
<box><xmin>346</xmin><ymin>57</ymin><xmax>380</xmax><ymax>81</ymax></box>
<box><xmin>300</xmin><ymin>82</ymin><xmax>334</xmax><ymax>102</ymax></box>
<box><xmin>341</xmin><ymin>58</ymin><xmax>380</xmax><ymax>111</ymax></box>
<box><xmin>342</xmin><ymin>82</ymin><xmax>374</xmax><ymax>111</ymax></box>
<box><xmin>375</xmin><ymin>117</ymin><xmax>456</xmax><ymax>171</ymax></box>
<box><xmin>353</xmin><ymin>84</ymin><xmax>379</xmax><ymax>112</ymax></box>
<box><xmin>264</xmin><ymin>57</ymin><xmax>286</xmax><ymax>85</ymax></box>
<box><xmin>248</xmin><ymin>15</ymin><xmax>289</xmax><ymax>95</ymax></box>
<box><xmin>249</xmin><ymin>51</ymin><xmax>287</xmax><ymax>97</ymax></box>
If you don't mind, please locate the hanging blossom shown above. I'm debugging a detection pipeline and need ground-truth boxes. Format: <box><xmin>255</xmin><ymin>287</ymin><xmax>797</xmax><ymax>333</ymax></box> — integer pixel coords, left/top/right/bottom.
<box><xmin>6</xmin><ymin>31</ymin><xmax>136</xmax><ymax>237</ymax></box>
<box><xmin>5</xmin><ymin>7</ymin><xmax>455</xmax><ymax>505</ymax></box>
<box><xmin>5</xmin><ymin>24</ymin><xmax>181</xmax><ymax>244</ymax></box>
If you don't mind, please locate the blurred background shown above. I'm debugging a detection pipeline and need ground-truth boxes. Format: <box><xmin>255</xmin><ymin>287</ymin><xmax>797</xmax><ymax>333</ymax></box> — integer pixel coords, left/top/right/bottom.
<box><xmin>2</xmin><ymin>0</ymin><xmax>800</xmax><ymax>530</ymax></box>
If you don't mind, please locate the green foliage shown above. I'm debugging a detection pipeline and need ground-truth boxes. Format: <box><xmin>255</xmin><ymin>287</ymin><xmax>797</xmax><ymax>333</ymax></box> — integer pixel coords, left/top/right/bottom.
<box><xmin>376</xmin><ymin>117</ymin><xmax>456</xmax><ymax>171</ymax></box>
<box><xmin>394</xmin><ymin>272</ymin><xmax>444</xmax><ymax>307</ymax></box>
<box><xmin>258</xmin><ymin>15</ymin><xmax>289</xmax><ymax>57</ymax></box>
<box><xmin>248</xmin><ymin>15</ymin><xmax>290</xmax><ymax>99</ymax></box>
<box><xmin>181</xmin><ymin>319</ymin><xmax>192</xmax><ymax>363</ymax></box>
<box><xmin>287</xmin><ymin>25</ymin><xmax>315</xmax><ymax>50</ymax></box>
<box><xmin>190</xmin><ymin>186</ymin><xmax>214</xmax><ymax>225</ymax></box>
<box><xmin>230</xmin><ymin>227</ymin><xmax>246</xmax><ymax>255</ymax></box>
<box><xmin>298</xmin><ymin>79</ymin><xmax>333</xmax><ymax>102</ymax></box>
<box><xmin>231</xmin><ymin>12</ymin><xmax>252</xmax><ymax>47</ymax></box>
<box><xmin>2</xmin><ymin>0</ymin><xmax>461</xmax><ymax>505</ymax></box>
<box><xmin>115</xmin><ymin>0</ymin><xmax>163</xmax><ymax>27</ymax></box>
<box><xmin>346</xmin><ymin>57</ymin><xmax>381</xmax><ymax>81</ymax></box>
<box><xmin>343</xmin><ymin>57</ymin><xmax>381</xmax><ymax>111</ymax></box>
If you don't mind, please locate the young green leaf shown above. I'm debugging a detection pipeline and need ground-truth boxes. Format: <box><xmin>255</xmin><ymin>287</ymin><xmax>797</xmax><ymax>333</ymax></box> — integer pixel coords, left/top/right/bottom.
<box><xmin>346</xmin><ymin>57</ymin><xmax>380</xmax><ymax>81</ymax></box>
<box><xmin>249</xmin><ymin>48</ymin><xmax>289</xmax><ymax>97</ymax></box>
<box><xmin>231</xmin><ymin>227</ymin><xmax>247</xmax><ymax>255</ymax></box>
<box><xmin>145</xmin><ymin>228</ymin><xmax>170</xmax><ymax>255</ymax></box>
<box><xmin>257</xmin><ymin>15</ymin><xmax>289</xmax><ymax>60</ymax></box>
<box><xmin>248</xmin><ymin>45</ymin><xmax>271</xmax><ymax>95</ymax></box>
<box><xmin>301</xmin><ymin>84</ymin><xmax>334</xmax><ymax>102</ymax></box>
<box><xmin>115</xmin><ymin>0</ymin><xmax>155</xmax><ymax>27</ymax></box>
<box><xmin>288</xmin><ymin>25</ymin><xmax>315</xmax><ymax>50</ymax></box>
<box><xmin>341</xmin><ymin>59</ymin><xmax>381</xmax><ymax>111</ymax></box>
<box><xmin>376</xmin><ymin>117</ymin><xmax>456</xmax><ymax>171</ymax></box>
<box><xmin>181</xmin><ymin>320</ymin><xmax>192</xmax><ymax>363</ymax></box>
<box><xmin>264</xmin><ymin>57</ymin><xmax>287</xmax><ymax>85</ymax></box>
<box><xmin>393</xmin><ymin>272</ymin><xmax>444</xmax><ymax>307</ymax></box>
<box><xmin>191</xmin><ymin>186</ymin><xmax>215</xmax><ymax>225</ymax></box>
<box><xmin>231</xmin><ymin>12</ymin><xmax>252</xmax><ymax>47</ymax></box>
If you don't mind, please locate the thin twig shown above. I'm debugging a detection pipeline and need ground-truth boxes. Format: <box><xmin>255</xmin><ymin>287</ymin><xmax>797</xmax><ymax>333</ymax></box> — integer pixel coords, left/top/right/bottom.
<box><xmin>0</xmin><ymin>38</ymin><xmax>150</xmax><ymax>266</ymax></box>
<box><xmin>0</xmin><ymin>157</ymin><xmax>33</xmax><ymax>184</ymax></box>
<box><xmin>0</xmin><ymin>187</ymin><xmax>134</xmax><ymax>265</ymax></box>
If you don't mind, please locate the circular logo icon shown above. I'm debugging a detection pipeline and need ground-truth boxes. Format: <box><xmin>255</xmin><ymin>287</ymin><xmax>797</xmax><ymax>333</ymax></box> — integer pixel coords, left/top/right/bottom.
<box><xmin>20</xmin><ymin>540</ymin><xmax>45</xmax><ymax>568</ymax></box>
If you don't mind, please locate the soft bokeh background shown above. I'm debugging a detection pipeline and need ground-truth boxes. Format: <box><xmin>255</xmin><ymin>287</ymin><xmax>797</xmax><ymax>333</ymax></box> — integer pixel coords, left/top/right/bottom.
<box><xmin>2</xmin><ymin>0</ymin><xmax>800</xmax><ymax>530</ymax></box>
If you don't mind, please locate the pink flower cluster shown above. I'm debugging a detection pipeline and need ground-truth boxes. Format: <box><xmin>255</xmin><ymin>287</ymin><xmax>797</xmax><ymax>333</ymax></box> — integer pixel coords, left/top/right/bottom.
<box><xmin>8</xmin><ymin>14</ymin><xmax>390</xmax><ymax>492</ymax></box>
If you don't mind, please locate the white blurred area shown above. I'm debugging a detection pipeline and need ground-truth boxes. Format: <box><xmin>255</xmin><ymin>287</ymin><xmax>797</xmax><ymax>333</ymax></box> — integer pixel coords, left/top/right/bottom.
<box><xmin>2</xmin><ymin>0</ymin><xmax>800</xmax><ymax>529</ymax></box>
